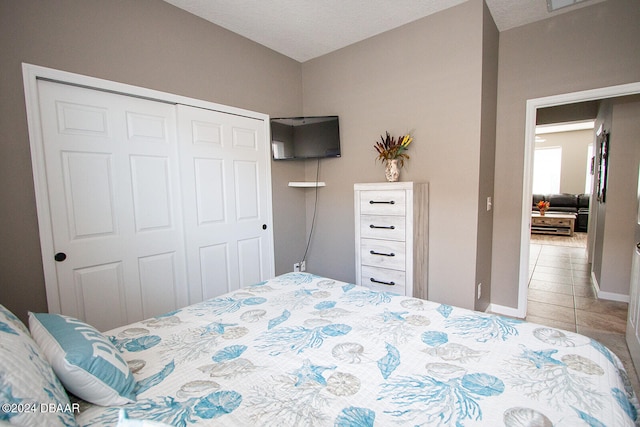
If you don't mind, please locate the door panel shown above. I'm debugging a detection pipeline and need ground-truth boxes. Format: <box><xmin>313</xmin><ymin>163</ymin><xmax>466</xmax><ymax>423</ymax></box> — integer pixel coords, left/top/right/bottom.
<box><xmin>73</xmin><ymin>262</ymin><xmax>125</xmax><ymax>331</ymax></box>
<box><xmin>126</xmin><ymin>112</ymin><xmax>168</xmax><ymax>142</ymax></box>
<box><xmin>237</xmin><ymin>237</ymin><xmax>263</xmax><ymax>286</ymax></box>
<box><xmin>62</xmin><ymin>152</ymin><xmax>116</xmax><ymax>238</ymax></box>
<box><xmin>234</xmin><ymin>160</ymin><xmax>260</xmax><ymax>221</ymax></box>
<box><xmin>37</xmin><ymin>80</ymin><xmax>187</xmax><ymax>330</ymax></box>
<box><xmin>200</xmin><ymin>244</ymin><xmax>231</xmax><ymax>300</ymax></box>
<box><xmin>192</xmin><ymin>120</ymin><xmax>222</xmax><ymax>146</ymax></box>
<box><xmin>178</xmin><ymin>105</ymin><xmax>273</xmax><ymax>303</ymax></box>
<box><xmin>130</xmin><ymin>155</ymin><xmax>172</xmax><ymax>231</ymax></box>
<box><xmin>138</xmin><ymin>252</ymin><xmax>179</xmax><ymax>316</ymax></box>
<box><xmin>233</xmin><ymin>127</ymin><xmax>258</xmax><ymax>149</ymax></box>
<box><xmin>194</xmin><ymin>158</ymin><xmax>226</xmax><ymax>224</ymax></box>
<box><xmin>56</xmin><ymin>101</ymin><xmax>109</xmax><ymax>137</ymax></box>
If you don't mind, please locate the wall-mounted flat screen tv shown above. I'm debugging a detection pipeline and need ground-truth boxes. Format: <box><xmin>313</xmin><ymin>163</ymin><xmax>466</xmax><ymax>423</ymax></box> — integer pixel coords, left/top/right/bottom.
<box><xmin>271</xmin><ymin>116</ymin><xmax>340</xmax><ymax>160</ymax></box>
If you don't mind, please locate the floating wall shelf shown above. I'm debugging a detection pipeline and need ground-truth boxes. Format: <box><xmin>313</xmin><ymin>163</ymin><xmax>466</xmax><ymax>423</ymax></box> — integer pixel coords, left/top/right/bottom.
<box><xmin>288</xmin><ymin>182</ymin><xmax>326</xmax><ymax>188</ymax></box>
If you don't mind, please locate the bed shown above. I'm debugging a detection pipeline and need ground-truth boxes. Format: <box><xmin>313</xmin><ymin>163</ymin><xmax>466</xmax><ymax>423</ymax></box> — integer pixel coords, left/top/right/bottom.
<box><xmin>2</xmin><ymin>272</ymin><xmax>639</xmax><ymax>426</ymax></box>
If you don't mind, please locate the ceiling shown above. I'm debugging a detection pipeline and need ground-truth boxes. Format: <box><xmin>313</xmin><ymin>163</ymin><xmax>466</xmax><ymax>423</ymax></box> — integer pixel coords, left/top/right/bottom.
<box><xmin>162</xmin><ymin>0</ymin><xmax>604</xmax><ymax>63</ymax></box>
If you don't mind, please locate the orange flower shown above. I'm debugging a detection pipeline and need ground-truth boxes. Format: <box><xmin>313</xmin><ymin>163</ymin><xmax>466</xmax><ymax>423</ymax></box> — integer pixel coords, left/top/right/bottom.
<box><xmin>536</xmin><ymin>200</ymin><xmax>550</xmax><ymax>210</ymax></box>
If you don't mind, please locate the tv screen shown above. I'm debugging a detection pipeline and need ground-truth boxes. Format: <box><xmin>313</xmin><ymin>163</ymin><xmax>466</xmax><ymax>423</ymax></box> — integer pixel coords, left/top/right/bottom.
<box><xmin>271</xmin><ymin>116</ymin><xmax>340</xmax><ymax>160</ymax></box>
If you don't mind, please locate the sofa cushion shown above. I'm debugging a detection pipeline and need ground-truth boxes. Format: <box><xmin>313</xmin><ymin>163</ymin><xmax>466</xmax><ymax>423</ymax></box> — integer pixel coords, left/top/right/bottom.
<box><xmin>0</xmin><ymin>305</ymin><xmax>78</xmax><ymax>427</ymax></box>
<box><xmin>547</xmin><ymin>193</ymin><xmax>578</xmax><ymax>208</ymax></box>
<box><xmin>578</xmin><ymin>193</ymin><xmax>590</xmax><ymax>209</ymax></box>
<box><xmin>29</xmin><ymin>312</ymin><xmax>137</xmax><ymax>407</ymax></box>
<box><xmin>576</xmin><ymin>211</ymin><xmax>589</xmax><ymax>232</ymax></box>
<box><xmin>532</xmin><ymin>194</ymin><xmax>547</xmax><ymax>206</ymax></box>
<box><xmin>549</xmin><ymin>207</ymin><xmax>578</xmax><ymax>214</ymax></box>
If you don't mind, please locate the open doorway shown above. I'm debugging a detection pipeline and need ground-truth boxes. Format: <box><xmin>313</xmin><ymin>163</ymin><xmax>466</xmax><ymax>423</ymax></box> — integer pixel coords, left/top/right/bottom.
<box><xmin>530</xmin><ymin>119</ymin><xmax>594</xmax><ymax>241</ymax></box>
<box><xmin>517</xmin><ymin>82</ymin><xmax>640</xmax><ymax>318</ymax></box>
<box><xmin>526</xmin><ymin>118</ymin><xmax>595</xmax><ymax>330</ymax></box>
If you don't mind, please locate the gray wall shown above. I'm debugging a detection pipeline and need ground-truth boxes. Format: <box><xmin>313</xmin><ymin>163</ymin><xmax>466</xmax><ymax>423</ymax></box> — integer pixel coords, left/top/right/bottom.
<box><xmin>535</xmin><ymin>129</ymin><xmax>594</xmax><ymax>195</ymax></box>
<box><xmin>299</xmin><ymin>0</ymin><xmax>497</xmax><ymax>309</ymax></box>
<box><xmin>492</xmin><ymin>0</ymin><xmax>640</xmax><ymax>308</ymax></box>
<box><xmin>0</xmin><ymin>0</ymin><xmax>304</xmax><ymax>322</ymax></box>
<box><xmin>592</xmin><ymin>99</ymin><xmax>640</xmax><ymax>298</ymax></box>
<box><xmin>475</xmin><ymin>0</ymin><xmax>499</xmax><ymax>311</ymax></box>
<box><xmin>537</xmin><ymin>101</ymin><xmax>599</xmax><ymax>126</ymax></box>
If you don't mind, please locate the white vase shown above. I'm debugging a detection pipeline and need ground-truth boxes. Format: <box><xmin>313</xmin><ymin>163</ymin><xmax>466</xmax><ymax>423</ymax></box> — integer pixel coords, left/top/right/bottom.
<box><xmin>385</xmin><ymin>159</ymin><xmax>400</xmax><ymax>182</ymax></box>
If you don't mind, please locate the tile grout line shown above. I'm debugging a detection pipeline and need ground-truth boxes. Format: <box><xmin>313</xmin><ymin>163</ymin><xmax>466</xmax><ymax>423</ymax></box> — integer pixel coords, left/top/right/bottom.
<box><xmin>529</xmin><ymin>242</ymin><xmax>581</xmax><ymax>331</ymax></box>
<box><xmin>528</xmin><ymin>245</ymin><xmax>539</xmax><ymax>289</ymax></box>
<box><xmin>572</xmin><ymin>249</ymin><xmax>585</xmax><ymax>332</ymax></box>
<box><xmin>571</xmin><ymin>250</ymin><xmax>590</xmax><ymax>334</ymax></box>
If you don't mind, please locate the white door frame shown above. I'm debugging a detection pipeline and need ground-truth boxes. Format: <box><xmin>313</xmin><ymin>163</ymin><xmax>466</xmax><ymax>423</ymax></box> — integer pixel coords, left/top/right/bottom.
<box><xmin>22</xmin><ymin>63</ymin><xmax>275</xmax><ymax>314</ymax></box>
<box><xmin>517</xmin><ymin>82</ymin><xmax>640</xmax><ymax>318</ymax></box>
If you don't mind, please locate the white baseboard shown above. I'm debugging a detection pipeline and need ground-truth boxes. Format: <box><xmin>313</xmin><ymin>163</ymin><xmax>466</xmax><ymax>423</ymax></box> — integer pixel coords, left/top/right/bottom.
<box><xmin>591</xmin><ymin>271</ymin><xmax>630</xmax><ymax>303</ymax></box>
<box><xmin>488</xmin><ymin>272</ymin><xmax>629</xmax><ymax>320</ymax></box>
<box><xmin>597</xmin><ymin>290</ymin><xmax>630</xmax><ymax>303</ymax></box>
<box><xmin>591</xmin><ymin>271</ymin><xmax>600</xmax><ymax>292</ymax></box>
<box><xmin>487</xmin><ymin>303</ymin><xmax>526</xmax><ymax>319</ymax></box>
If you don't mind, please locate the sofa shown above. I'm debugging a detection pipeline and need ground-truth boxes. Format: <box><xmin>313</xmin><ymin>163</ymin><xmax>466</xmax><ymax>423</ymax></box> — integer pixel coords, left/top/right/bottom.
<box><xmin>532</xmin><ymin>193</ymin><xmax>590</xmax><ymax>232</ymax></box>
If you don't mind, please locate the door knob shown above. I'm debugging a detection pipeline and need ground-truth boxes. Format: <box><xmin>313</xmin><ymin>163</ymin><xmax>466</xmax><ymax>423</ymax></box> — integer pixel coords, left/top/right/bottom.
<box><xmin>262</xmin><ymin>224</ymin><xmax>267</xmax><ymax>230</ymax></box>
<box><xmin>54</xmin><ymin>252</ymin><xmax>67</xmax><ymax>262</ymax></box>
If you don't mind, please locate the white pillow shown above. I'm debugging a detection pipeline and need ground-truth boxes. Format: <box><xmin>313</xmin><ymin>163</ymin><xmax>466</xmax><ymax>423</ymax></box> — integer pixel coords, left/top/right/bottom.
<box><xmin>0</xmin><ymin>305</ymin><xmax>78</xmax><ymax>427</ymax></box>
<box><xmin>29</xmin><ymin>313</ymin><xmax>137</xmax><ymax>406</ymax></box>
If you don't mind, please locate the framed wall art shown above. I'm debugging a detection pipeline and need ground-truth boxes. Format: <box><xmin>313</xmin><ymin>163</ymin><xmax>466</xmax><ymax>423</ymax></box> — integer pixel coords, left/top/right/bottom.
<box><xmin>596</xmin><ymin>129</ymin><xmax>610</xmax><ymax>203</ymax></box>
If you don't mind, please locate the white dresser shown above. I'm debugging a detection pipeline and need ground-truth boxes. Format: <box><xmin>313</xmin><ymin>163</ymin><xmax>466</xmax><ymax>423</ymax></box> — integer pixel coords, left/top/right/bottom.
<box><xmin>354</xmin><ymin>182</ymin><xmax>428</xmax><ymax>298</ymax></box>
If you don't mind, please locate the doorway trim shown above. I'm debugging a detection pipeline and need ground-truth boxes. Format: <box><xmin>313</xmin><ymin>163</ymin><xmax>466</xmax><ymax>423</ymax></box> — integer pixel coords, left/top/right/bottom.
<box><xmin>518</xmin><ymin>82</ymin><xmax>640</xmax><ymax>318</ymax></box>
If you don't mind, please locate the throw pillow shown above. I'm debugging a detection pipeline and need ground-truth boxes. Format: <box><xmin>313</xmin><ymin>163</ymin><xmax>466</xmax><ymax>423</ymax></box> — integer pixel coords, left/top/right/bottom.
<box><xmin>0</xmin><ymin>305</ymin><xmax>78</xmax><ymax>427</ymax></box>
<box><xmin>29</xmin><ymin>313</ymin><xmax>136</xmax><ymax>406</ymax></box>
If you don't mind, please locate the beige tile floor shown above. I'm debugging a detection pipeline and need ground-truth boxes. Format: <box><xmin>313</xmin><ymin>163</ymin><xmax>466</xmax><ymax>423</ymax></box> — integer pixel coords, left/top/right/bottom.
<box><xmin>528</xmin><ymin>232</ymin><xmax>640</xmax><ymax>395</ymax></box>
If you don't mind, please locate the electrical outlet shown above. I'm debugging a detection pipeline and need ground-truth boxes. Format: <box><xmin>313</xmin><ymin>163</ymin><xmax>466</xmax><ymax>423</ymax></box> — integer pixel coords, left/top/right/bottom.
<box><xmin>300</xmin><ymin>261</ymin><xmax>306</xmax><ymax>272</ymax></box>
<box><xmin>294</xmin><ymin>262</ymin><xmax>300</xmax><ymax>272</ymax></box>
<box><xmin>477</xmin><ymin>283</ymin><xmax>482</xmax><ymax>299</ymax></box>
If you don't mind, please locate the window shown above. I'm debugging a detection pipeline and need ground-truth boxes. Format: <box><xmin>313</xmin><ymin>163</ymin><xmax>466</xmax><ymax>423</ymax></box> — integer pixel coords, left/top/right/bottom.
<box><xmin>532</xmin><ymin>147</ymin><xmax>562</xmax><ymax>194</ymax></box>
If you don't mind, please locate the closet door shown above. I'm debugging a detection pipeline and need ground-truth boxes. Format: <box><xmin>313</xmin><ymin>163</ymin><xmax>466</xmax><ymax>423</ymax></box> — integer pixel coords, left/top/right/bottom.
<box><xmin>177</xmin><ymin>105</ymin><xmax>274</xmax><ymax>302</ymax></box>
<box><xmin>36</xmin><ymin>80</ymin><xmax>188</xmax><ymax>331</ymax></box>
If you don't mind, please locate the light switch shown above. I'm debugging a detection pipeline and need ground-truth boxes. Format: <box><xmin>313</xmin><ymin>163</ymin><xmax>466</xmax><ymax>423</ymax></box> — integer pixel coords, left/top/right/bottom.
<box><xmin>486</xmin><ymin>196</ymin><xmax>493</xmax><ymax>211</ymax></box>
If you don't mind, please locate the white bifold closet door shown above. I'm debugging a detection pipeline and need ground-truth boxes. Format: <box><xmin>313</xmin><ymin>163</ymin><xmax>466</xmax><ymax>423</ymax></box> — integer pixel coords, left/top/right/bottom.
<box><xmin>177</xmin><ymin>105</ymin><xmax>273</xmax><ymax>303</ymax></box>
<box><xmin>37</xmin><ymin>80</ymin><xmax>188</xmax><ymax>331</ymax></box>
<box><xmin>34</xmin><ymin>79</ymin><xmax>273</xmax><ymax>331</ymax></box>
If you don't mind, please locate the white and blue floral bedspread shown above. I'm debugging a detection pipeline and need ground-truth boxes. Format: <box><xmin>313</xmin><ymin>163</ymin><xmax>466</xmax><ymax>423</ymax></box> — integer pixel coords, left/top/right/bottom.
<box><xmin>76</xmin><ymin>273</ymin><xmax>639</xmax><ymax>426</ymax></box>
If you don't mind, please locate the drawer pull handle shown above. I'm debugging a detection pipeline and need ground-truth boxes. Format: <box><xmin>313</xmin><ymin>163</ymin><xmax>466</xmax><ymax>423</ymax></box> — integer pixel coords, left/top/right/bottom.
<box><xmin>369</xmin><ymin>225</ymin><xmax>395</xmax><ymax>229</ymax></box>
<box><xmin>371</xmin><ymin>278</ymin><xmax>395</xmax><ymax>286</ymax></box>
<box><xmin>370</xmin><ymin>250</ymin><xmax>395</xmax><ymax>257</ymax></box>
<box><xmin>369</xmin><ymin>200</ymin><xmax>395</xmax><ymax>205</ymax></box>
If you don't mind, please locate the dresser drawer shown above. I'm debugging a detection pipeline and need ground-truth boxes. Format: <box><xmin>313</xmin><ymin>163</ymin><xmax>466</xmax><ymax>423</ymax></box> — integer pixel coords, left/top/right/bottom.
<box><xmin>361</xmin><ymin>265</ymin><xmax>406</xmax><ymax>294</ymax></box>
<box><xmin>360</xmin><ymin>239</ymin><xmax>405</xmax><ymax>270</ymax></box>
<box><xmin>360</xmin><ymin>215</ymin><xmax>406</xmax><ymax>241</ymax></box>
<box><xmin>359</xmin><ymin>190</ymin><xmax>406</xmax><ymax>215</ymax></box>
<box><xmin>532</xmin><ymin>217</ymin><xmax>573</xmax><ymax>227</ymax></box>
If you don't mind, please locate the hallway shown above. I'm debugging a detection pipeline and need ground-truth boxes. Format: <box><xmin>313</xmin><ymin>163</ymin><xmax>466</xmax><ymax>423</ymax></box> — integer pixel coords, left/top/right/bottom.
<box><xmin>527</xmin><ymin>233</ymin><xmax>639</xmax><ymax>393</ymax></box>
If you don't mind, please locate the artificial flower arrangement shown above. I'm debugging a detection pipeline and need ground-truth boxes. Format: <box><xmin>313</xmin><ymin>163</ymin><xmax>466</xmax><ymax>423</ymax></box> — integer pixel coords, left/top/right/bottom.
<box><xmin>374</xmin><ymin>131</ymin><xmax>413</xmax><ymax>167</ymax></box>
<box><xmin>536</xmin><ymin>200</ymin><xmax>550</xmax><ymax>214</ymax></box>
